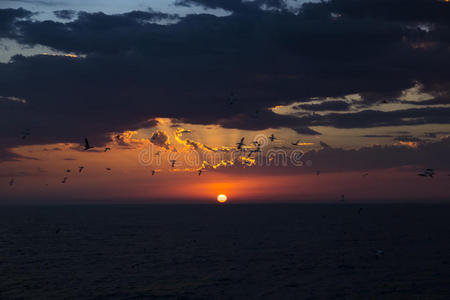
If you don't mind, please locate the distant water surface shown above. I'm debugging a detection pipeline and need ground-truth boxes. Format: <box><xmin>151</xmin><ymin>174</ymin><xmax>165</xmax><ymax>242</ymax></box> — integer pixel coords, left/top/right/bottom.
<box><xmin>0</xmin><ymin>204</ymin><xmax>449</xmax><ymax>299</ymax></box>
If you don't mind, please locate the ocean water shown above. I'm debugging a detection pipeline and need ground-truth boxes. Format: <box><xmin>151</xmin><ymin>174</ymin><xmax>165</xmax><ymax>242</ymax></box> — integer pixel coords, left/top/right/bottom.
<box><xmin>0</xmin><ymin>204</ymin><xmax>449</xmax><ymax>299</ymax></box>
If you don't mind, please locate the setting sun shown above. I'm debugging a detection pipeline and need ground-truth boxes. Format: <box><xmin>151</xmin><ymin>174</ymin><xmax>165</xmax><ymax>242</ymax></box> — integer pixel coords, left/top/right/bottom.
<box><xmin>217</xmin><ymin>194</ymin><xmax>227</xmax><ymax>203</ymax></box>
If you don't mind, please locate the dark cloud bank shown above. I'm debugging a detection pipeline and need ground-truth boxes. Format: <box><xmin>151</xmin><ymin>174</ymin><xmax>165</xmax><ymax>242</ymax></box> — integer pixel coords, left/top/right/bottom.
<box><xmin>1</xmin><ymin>0</ymin><xmax>450</xmax><ymax>167</ymax></box>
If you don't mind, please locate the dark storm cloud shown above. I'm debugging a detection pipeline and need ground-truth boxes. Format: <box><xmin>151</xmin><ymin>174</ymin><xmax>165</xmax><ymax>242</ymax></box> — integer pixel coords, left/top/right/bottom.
<box><xmin>393</xmin><ymin>135</ymin><xmax>423</xmax><ymax>143</ymax></box>
<box><xmin>361</xmin><ymin>135</ymin><xmax>393</xmax><ymax>138</ymax></box>
<box><xmin>0</xmin><ymin>0</ymin><xmax>450</xmax><ymax>160</ymax></box>
<box><xmin>213</xmin><ymin>136</ymin><xmax>450</xmax><ymax>175</ymax></box>
<box><xmin>53</xmin><ymin>10</ymin><xmax>76</xmax><ymax>20</ymax></box>
<box><xmin>0</xmin><ymin>8</ymin><xmax>32</xmax><ymax>35</ymax></box>
<box><xmin>0</xmin><ymin>148</ymin><xmax>35</xmax><ymax>162</ymax></box>
<box><xmin>316</xmin><ymin>107</ymin><xmax>450</xmax><ymax>129</ymax></box>
<box><xmin>402</xmin><ymin>97</ymin><xmax>450</xmax><ymax>106</ymax></box>
<box><xmin>294</xmin><ymin>100</ymin><xmax>351</xmax><ymax>111</ymax></box>
<box><xmin>175</xmin><ymin>0</ymin><xmax>288</xmax><ymax>12</ymax></box>
<box><xmin>424</xmin><ymin>131</ymin><xmax>450</xmax><ymax>138</ymax></box>
<box><xmin>301</xmin><ymin>136</ymin><xmax>450</xmax><ymax>172</ymax></box>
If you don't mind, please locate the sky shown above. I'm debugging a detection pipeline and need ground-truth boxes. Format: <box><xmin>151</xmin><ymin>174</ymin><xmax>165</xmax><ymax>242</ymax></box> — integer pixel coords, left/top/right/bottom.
<box><xmin>1</xmin><ymin>0</ymin><xmax>450</xmax><ymax>204</ymax></box>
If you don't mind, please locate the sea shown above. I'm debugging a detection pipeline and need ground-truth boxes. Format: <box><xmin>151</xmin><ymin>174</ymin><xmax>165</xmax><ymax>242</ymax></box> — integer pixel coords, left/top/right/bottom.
<box><xmin>0</xmin><ymin>204</ymin><xmax>449</xmax><ymax>299</ymax></box>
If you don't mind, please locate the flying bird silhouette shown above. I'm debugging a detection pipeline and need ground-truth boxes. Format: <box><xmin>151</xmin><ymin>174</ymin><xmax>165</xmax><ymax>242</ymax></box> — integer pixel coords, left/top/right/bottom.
<box><xmin>375</xmin><ymin>250</ymin><xmax>385</xmax><ymax>260</ymax></box>
<box><xmin>269</xmin><ymin>134</ymin><xmax>276</xmax><ymax>142</ymax></box>
<box><xmin>66</xmin><ymin>169</ymin><xmax>71</xmax><ymax>173</ymax></box>
<box><xmin>316</xmin><ymin>170</ymin><xmax>321</xmax><ymax>176</ymax></box>
<box><xmin>170</xmin><ymin>160</ymin><xmax>176</xmax><ymax>168</ymax></box>
<box><xmin>21</xmin><ymin>129</ymin><xmax>31</xmax><ymax>139</ymax></box>
<box><xmin>61</xmin><ymin>177</ymin><xmax>68</xmax><ymax>183</ymax></box>
<box><xmin>104</xmin><ymin>147</ymin><xmax>111</xmax><ymax>152</ymax></box>
<box><xmin>83</xmin><ymin>138</ymin><xmax>94</xmax><ymax>150</ymax></box>
<box><xmin>236</xmin><ymin>138</ymin><xmax>245</xmax><ymax>150</ymax></box>
<box><xmin>248</xmin><ymin>145</ymin><xmax>261</xmax><ymax>157</ymax></box>
<box><xmin>9</xmin><ymin>179</ymin><xmax>14</xmax><ymax>186</ymax></box>
<box><xmin>418</xmin><ymin>168</ymin><xmax>434</xmax><ymax>178</ymax></box>
<box><xmin>79</xmin><ymin>166</ymin><xmax>84</xmax><ymax>173</ymax></box>
<box><xmin>105</xmin><ymin>168</ymin><xmax>111</xmax><ymax>171</ymax></box>
<box><xmin>229</xmin><ymin>93</ymin><xmax>235</xmax><ymax>105</ymax></box>
<box><xmin>152</xmin><ymin>170</ymin><xmax>156</xmax><ymax>176</ymax></box>
<box><xmin>292</xmin><ymin>139</ymin><xmax>301</xmax><ymax>146</ymax></box>
<box><xmin>198</xmin><ymin>170</ymin><xmax>202</xmax><ymax>176</ymax></box>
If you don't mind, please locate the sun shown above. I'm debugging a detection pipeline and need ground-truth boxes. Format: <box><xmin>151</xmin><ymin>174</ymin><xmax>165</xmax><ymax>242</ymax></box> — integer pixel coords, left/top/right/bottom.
<box><xmin>217</xmin><ymin>194</ymin><xmax>227</xmax><ymax>203</ymax></box>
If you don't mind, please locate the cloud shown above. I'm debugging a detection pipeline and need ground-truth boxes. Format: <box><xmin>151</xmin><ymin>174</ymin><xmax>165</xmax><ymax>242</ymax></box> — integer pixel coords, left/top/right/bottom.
<box><xmin>149</xmin><ymin>131</ymin><xmax>171</xmax><ymax>150</ymax></box>
<box><xmin>294</xmin><ymin>100</ymin><xmax>351</xmax><ymax>111</ymax></box>
<box><xmin>0</xmin><ymin>1</ymin><xmax>450</xmax><ymax>159</ymax></box>
<box><xmin>0</xmin><ymin>96</ymin><xmax>27</xmax><ymax>104</ymax></box>
<box><xmin>53</xmin><ymin>10</ymin><xmax>77</xmax><ymax>20</ymax></box>
<box><xmin>302</xmin><ymin>136</ymin><xmax>450</xmax><ymax>172</ymax></box>
<box><xmin>361</xmin><ymin>135</ymin><xmax>393</xmax><ymax>138</ymax></box>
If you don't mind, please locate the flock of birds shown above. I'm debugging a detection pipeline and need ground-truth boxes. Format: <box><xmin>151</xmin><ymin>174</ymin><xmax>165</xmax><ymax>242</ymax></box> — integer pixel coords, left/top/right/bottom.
<box><xmin>8</xmin><ymin>127</ymin><xmax>449</xmax><ymax>189</ymax></box>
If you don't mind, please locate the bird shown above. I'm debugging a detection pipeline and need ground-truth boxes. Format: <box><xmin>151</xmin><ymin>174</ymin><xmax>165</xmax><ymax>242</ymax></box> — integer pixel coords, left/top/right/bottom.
<box><xmin>229</xmin><ymin>93</ymin><xmax>235</xmax><ymax>105</ymax></box>
<box><xmin>362</xmin><ymin>173</ymin><xmax>369</xmax><ymax>177</ymax></box>
<box><xmin>375</xmin><ymin>250</ymin><xmax>384</xmax><ymax>260</ymax></box>
<box><xmin>55</xmin><ymin>228</ymin><xmax>61</xmax><ymax>234</ymax></box>
<box><xmin>9</xmin><ymin>179</ymin><xmax>14</xmax><ymax>186</ymax></box>
<box><xmin>170</xmin><ymin>160</ymin><xmax>176</xmax><ymax>168</ymax></box>
<box><xmin>83</xmin><ymin>138</ymin><xmax>94</xmax><ymax>150</ymax></box>
<box><xmin>198</xmin><ymin>170</ymin><xmax>202</xmax><ymax>176</ymax></box>
<box><xmin>66</xmin><ymin>169</ymin><xmax>71</xmax><ymax>173</ymax></box>
<box><xmin>104</xmin><ymin>147</ymin><xmax>111</xmax><ymax>152</ymax></box>
<box><xmin>152</xmin><ymin>170</ymin><xmax>156</xmax><ymax>176</ymax></box>
<box><xmin>61</xmin><ymin>177</ymin><xmax>68</xmax><ymax>183</ymax></box>
<box><xmin>292</xmin><ymin>139</ymin><xmax>301</xmax><ymax>146</ymax></box>
<box><xmin>358</xmin><ymin>207</ymin><xmax>363</xmax><ymax>215</ymax></box>
<box><xmin>155</xmin><ymin>151</ymin><xmax>161</xmax><ymax>156</ymax></box>
<box><xmin>269</xmin><ymin>134</ymin><xmax>276</xmax><ymax>142</ymax></box>
<box><xmin>316</xmin><ymin>170</ymin><xmax>321</xmax><ymax>176</ymax></box>
<box><xmin>340</xmin><ymin>194</ymin><xmax>345</xmax><ymax>202</ymax></box>
<box><xmin>236</xmin><ymin>138</ymin><xmax>245</xmax><ymax>150</ymax></box>
<box><xmin>248</xmin><ymin>145</ymin><xmax>261</xmax><ymax>157</ymax></box>
<box><xmin>418</xmin><ymin>168</ymin><xmax>434</xmax><ymax>178</ymax></box>
<box><xmin>79</xmin><ymin>166</ymin><xmax>84</xmax><ymax>173</ymax></box>
<box><xmin>21</xmin><ymin>129</ymin><xmax>31</xmax><ymax>139</ymax></box>
<box><xmin>105</xmin><ymin>168</ymin><xmax>111</xmax><ymax>171</ymax></box>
